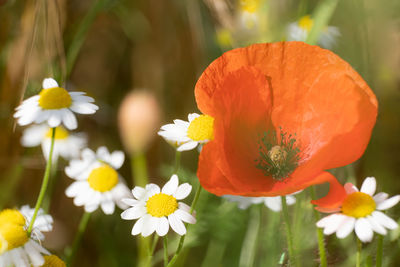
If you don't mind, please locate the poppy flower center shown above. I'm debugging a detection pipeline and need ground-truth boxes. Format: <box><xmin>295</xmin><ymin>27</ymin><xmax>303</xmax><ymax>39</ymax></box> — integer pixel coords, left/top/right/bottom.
<box><xmin>256</xmin><ymin>129</ymin><xmax>300</xmax><ymax>180</ymax></box>
<box><xmin>298</xmin><ymin>15</ymin><xmax>314</xmax><ymax>31</ymax></box>
<box><xmin>39</xmin><ymin>87</ymin><xmax>72</xmax><ymax>110</ymax></box>
<box><xmin>146</xmin><ymin>193</ymin><xmax>178</xmax><ymax>217</ymax></box>
<box><xmin>42</xmin><ymin>255</ymin><xmax>66</xmax><ymax>267</ymax></box>
<box><xmin>187</xmin><ymin>115</ymin><xmax>214</xmax><ymax>142</ymax></box>
<box><xmin>341</xmin><ymin>192</ymin><xmax>376</xmax><ymax>218</ymax></box>
<box><xmin>45</xmin><ymin>126</ymin><xmax>69</xmax><ymax>140</ymax></box>
<box><xmin>0</xmin><ymin>210</ymin><xmax>28</xmax><ymax>253</ymax></box>
<box><xmin>87</xmin><ymin>165</ymin><xmax>119</xmax><ymax>192</ymax></box>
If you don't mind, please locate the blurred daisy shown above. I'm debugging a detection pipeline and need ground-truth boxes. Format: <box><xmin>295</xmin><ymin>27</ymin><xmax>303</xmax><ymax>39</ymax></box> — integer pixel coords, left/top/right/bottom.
<box><xmin>223</xmin><ymin>194</ymin><xmax>297</xmax><ymax>212</ymax></box>
<box><xmin>287</xmin><ymin>15</ymin><xmax>340</xmax><ymax>49</ymax></box>
<box><xmin>21</xmin><ymin>124</ymin><xmax>87</xmax><ymax>162</ymax></box>
<box><xmin>158</xmin><ymin>113</ymin><xmax>214</xmax><ymax>151</ymax></box>
<box><xmin>238</xmin><ymin>0</ymin><xmax>261</xmax><ymax>29</ymax></box>
<box><xmin>41</xmin><ymin>255</ymin><xmax>66</xmax><ymax>267</ymax></box>
<box><xmin>14</xmin><ymin>78</ymin><xmax>98</xmax><ymax>130</ymax></box>
<box><xmin>121</xmin><ymin>174</ymin><xmax>196</xmax><ymax>236</ymax></box>
<box><xmin>0</xmin><ymin>207</ymin><xmax>53</xmax><ymax>267</ymax></box>
<box><xmin>65</xmin><ymin>147</ymin><xmax>130</xmax><ymax>214</ymax></box>
<box><xmin>316</xmin><ymin>177</ymin><xmax>400</xmax><ymax>242</ymax></box>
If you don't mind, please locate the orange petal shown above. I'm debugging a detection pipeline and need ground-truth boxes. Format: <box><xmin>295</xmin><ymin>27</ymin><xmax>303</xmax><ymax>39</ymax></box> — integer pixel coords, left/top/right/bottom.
<box><xmin>310</xmin><ymin>172</ymin><xmax>346</xmax><ymax>210</ymax></box>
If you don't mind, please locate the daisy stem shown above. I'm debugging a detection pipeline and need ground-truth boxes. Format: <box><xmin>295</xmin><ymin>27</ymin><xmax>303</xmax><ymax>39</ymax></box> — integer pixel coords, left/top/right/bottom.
<box><xmin>356</xmin><ymin>238</ymin><xmax>362</xmax><ymax>267</ymax></box>
<box><xmin>147</xmin><ymin>235</ymin><xmax>159</xmax><ymax>266</ymax></box>
<box><xmin>376</xmin><ymin>235</ymin><xmax>383</xmax><ymax>267</ymax></box>
<box><xmin>173</xmin><ymin>151</ymin><xmax>181</xmax><ymax>174</ymax></box>
<box><xmin>310</xmin><ymin>187</ymin><xmax>327</xmax><ymax>267</ymax></box>
<box><xmin>27</xmin><ymin>127</ymin><xmax>56</xmax><ymax>236</ymax></box>
<box><xmin>66</xmin><ymin>211</ymin><xmax>91</xmax><ymax>267</ymax></box>
<box><xmin>163</xmin><ymin>236</ymin><xmax>169</xmax><ymax>267</ymax></box>
<box><xmin>166</xmin><ymin>185</ymin><xmax>202</xmax><ymax>267</ymax></box>
<box><xmin>281</xmin><ymin>196</ymin><xmax>298</xmax><ymax>267</ymax></box>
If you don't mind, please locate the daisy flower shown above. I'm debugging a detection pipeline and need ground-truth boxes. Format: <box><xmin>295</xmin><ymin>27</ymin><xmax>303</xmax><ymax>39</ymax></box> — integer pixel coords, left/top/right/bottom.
<box><xmin>287</xmin><ymin>15</ymin><xmax>340</xmax><ymax>49</ymax></box>
<box><xmin>41</xmin><ymin>255</ymin><xmax>66</xmax><ymax>267</ymax></box>
<box><xmin>223</xmin><ymin>194</ymin><xmax>297</xmax><ymax>212</ymax></box>
<box><xmin>121</xmin><ymin>174</ymin><xmax>196</xmax><ymax>236</ymax></box>
<box><xmin>316</xmin><ymin>177</ymin><xmax>400</xmax><ymax>242</ymax></box>
<box><xmin>65</xmin><ymin>147</ymin><xmax>130</xmax><ymax>214</ymax></box>
<box><xmin>21</xmin><ymin>124</ymin><xmax>87</xmax><ymax>162</ymax></box>
<box><xmin>0</xmin><ymin>206</ymin><xmax>53</xmax><ymax>267</ymax></box>
<box><xmin>14</xmin><ymin>78</ymin><xmax>98</xmax><ymax>130</ymax></box>
<box><xmin>158</xmin><ymin>113</ymin><xmax>214</xmax><ymax>151</ymax></box>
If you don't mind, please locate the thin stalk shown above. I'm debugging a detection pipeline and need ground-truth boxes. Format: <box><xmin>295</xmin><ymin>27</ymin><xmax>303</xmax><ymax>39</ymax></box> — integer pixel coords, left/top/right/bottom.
<box><xmin>147</xmin><ymin>235</ymin><xmax>159</xmax><ymax>266</ymax></box>
<box><xmin>310</xmin><ymin>187</ymin><xmax>327</xmax><ymax>267</ymax></box>
<box><xmin>166</xmin><ymin>185</ymin><xmax>202</xmax><ymax>267</ymax></box>
<box><xmin>356</xmin><ymin>238</ymin><xmax>362</xmax><ymax>267</ymax></box>
<box><xmin>376</xmin><ymin>235</ymin><xmax>383</xmax><ymax>267</ymax></box>
<box><xmin>173</xmin><ymin>151</ymin><xmax>181</xmax><ymax>174</ymax></box>
<box><xmin>239</xmin><ymin>205</ymin><xmax>262</xmax><ymax>267</ymax></box>
<box><xmin>163</xmin><ymin>236</ymin><xmax>169</xmax><ymax>267</ymax></box>
<box><xmin>66</xmin><ymin>212</ymin><xmax>91</xmax><ymax>267</ymax></box>
<box><xmin>27</xmin><ymin>127</ymin><xmax>56</xmax><ymax>235</ymax></box>
<box><xmin>42</xmin><ymin>157</ymin><xmax>58</xmax><ymax>213</ymax></box>
<box><xmin>281</xmin><ymin>196</ymin><xmax>297</xmax><ymax>267</ymax></box>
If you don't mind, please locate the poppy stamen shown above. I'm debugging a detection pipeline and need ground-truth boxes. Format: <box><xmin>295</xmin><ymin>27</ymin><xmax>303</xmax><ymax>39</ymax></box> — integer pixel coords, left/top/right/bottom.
<box><xmin>256</xmin><ymin>128</ymin><xmax>300</xmax><ymax>180</ymax></box>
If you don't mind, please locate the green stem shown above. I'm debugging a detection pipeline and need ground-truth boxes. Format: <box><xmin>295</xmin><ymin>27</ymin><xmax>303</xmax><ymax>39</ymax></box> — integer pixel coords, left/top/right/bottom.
<box><xmin>66</xmin><ymin>212</ymin><xmax>91</xmax><ymax>267</ymax></box>
<box><xmin>356</xmin><ymin>238</ymin><xmax>362</xmax><ymax>267</ymax></box>
<box><xmin>163</xmin><ymin>236</ymin><xmax>169</xmax><ymax>267</ymax></box>
<box><xmin>173</xmin><ymin>151</ymin><xmax>181</xmax><ymax>174</ymax></box>
<box><xmin>281</xmin><ymin>196</ymin><xmax>297</xmax><ymax>267</ymax></box>
<box><xmin>42</xmin><ymin>157</ymin><xmax>59</xmax><ymax>213</ymax></box>
<box><xmin>147</xmin><ymin>235</ymin><xmax>159</xmax><ymax>266</ymax></box>
<box><xmin>166</xmin><ymin>185</ymin><xmax>202</xmax><ymax>267</ymax></box>
<box><xmin>27</xmin><ymin>127</ymin><xmax>56</xmax><ymax>236</ymax></box>
<box><xmin>376</xmin><ymin>235</ymin><xmax>383</xmax><ymax>267</ymax></box>
<box><xmin>239</xmin><ymin>205</ymin><xmax>262</xmax><ymax>267</ymax></box>
<box><xmin>310</xmin><ymin>187</ymin><xmax>327</xmax><ymax>267</ymax></box>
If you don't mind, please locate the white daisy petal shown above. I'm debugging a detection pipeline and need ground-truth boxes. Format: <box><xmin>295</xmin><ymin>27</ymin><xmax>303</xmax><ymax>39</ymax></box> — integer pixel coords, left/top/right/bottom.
<box><xmin>366</xmin><ymin>216</ymin><xmax>387</xmax><ymax>235</ymax></box>
<box><xmin>177</xmin><ymin>141</ymin><xmax>198</xmax><ymax>152</ymax></box>
<box><xmin>178</xmin><ymin>202</ymin><xmax>191</xmax><ymax>213</ymax></box>
<box><xmin>132</xmin><ymin>187</ymin><xmax>146</xmax><ymax>200</ymax></box>
<box><xmin>122</xmin><ymin>198</ymin><xmax>139</xmax><ymax>206</ymax></box>
<box><xmin>373</xmin><ymin>192</ymin><xmax>389</xmax><ymax>204</ymax></box>
<box><xmin>173</xmin><ymin>183</ymin><xmax>192</xmax><ymax>200</ymax></box>
<box><xmin>145</xmin><ymin>184</ymin><xmax>161</xmax><ymax>197</ymax></box>
<box><xmin>142</xmin><ymin>216</ymin><xmax>157</xmax><ymax>237</ymax></box>
<box><xmin>162</xmin><ymin>175</ymin><xmax>179</xmax><ymax>195</ymax></box>
<box><xmin>121</xmin><ymin>206</ymin><xmax>147</xmax><ymax>220</ymax></box>
<box><xmin>168</xmin><ymin>213</ymin><xmax>186</xmax><ymax>235</ymax></box>
<box><xmin>376</xmin><ymin>195</ymin><xmax>400</xmax><ymax>211</ymax></box>
<box><xmin>344</xmin><ymin>183</ymin><xmax>358</xmax><ymax>194</ymax></box>
<box><xmin>317</xmin><ymin>214</ymin><xmax>347</xmax><ymax>235</ymax></box>
<box><xmin>131</xmin><ymin>215</ymin><xmax>146</xmax><ymax>235</ymax></box>
<box><xmin>110</xmin><ymin>151</ymin><xmax>125</xmax><ymax>169</ymax></box>
<box><xmin>62</xmin><ymin>109</ymin><xmax>78</xmax><ymax>130</ymax></box>
<box><xmin>336</xmin><ymin>217</ymin><xmax>356</xmax><ymax>239</ymax></box>
<box><xmin>360</xmin><ymin>177</ymin><xmax>376</xmax><ymax>196</ymax></box>
<box><xmin>355</xmin><ymin>218</ymin><xmax>374</xmax><ymax>242</ymax></box>
<box><xmin>174</xmin><ymin>209</ymin><xmax>196</xmax><ymax>224</ymax></box>
<box><xmin>371</xmin><ymin>211</ymin><xmax>398</xmax><ymax>230</ymax></box>
<box><xmin>155</xmin><ymin>217</ymin><xmax>169</xmax><ymax>236</ymax></box>
<box><xmin>42</xmin><ymin>78</ymin><xmax>59</xmax><ymax>89</ymax></box>
<box><xmin>101</xmin><ymin>200</ymin><xmax>115</xmax><ymax>215</ymax></box>
<box><xmin>264</xmin><ymin>197</ymin><xmax>283</xmax><ymax>212</ymax></box>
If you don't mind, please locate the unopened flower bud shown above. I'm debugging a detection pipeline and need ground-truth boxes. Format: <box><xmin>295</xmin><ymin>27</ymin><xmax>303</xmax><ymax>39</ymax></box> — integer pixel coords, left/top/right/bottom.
<box><xmin>118</xmin><ymin>90</ymin><xmax>161</xmax><ymax>154</ymax></box>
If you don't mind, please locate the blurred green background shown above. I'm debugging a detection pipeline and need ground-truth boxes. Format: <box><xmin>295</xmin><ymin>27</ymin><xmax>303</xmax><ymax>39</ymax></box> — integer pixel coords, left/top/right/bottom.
<box><xmin>0</xmin><ymin>0</ymin><xmax>399</xmax><ymax>266</ymax></box>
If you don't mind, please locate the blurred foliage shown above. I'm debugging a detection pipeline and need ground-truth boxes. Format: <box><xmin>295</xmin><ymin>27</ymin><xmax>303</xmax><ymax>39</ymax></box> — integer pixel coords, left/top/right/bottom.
<box><xmin>0</xmin><ymin>0</ymin><xmax>399</xmax><ymax>266</ymax></box>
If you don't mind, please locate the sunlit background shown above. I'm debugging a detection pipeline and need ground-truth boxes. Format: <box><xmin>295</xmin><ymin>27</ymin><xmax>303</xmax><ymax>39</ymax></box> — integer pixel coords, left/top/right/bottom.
<box><xmin>0</xmin><ymin>0</ymin><xmax>399</xmax><ymax>266</ymax></box>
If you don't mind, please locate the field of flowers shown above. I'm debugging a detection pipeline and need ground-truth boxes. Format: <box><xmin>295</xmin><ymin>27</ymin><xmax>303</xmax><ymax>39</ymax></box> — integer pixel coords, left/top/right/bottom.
<box><xmin>0</xmin><ymin>0</ymin><xmax>399</xmax><ymax>266</ymax></box>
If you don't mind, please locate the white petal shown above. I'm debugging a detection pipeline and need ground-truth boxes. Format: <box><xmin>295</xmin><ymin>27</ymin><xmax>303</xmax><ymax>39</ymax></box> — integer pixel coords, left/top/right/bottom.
<box><xmin>264</xmin><ymin>197</ymin><xmax>282</xmax><ymax>212</ymax></box>
<box><xmin>65</xmin><ymin>182</ymin><xmax>86</xmax><ymax>197</ymax></box>
<box><xmin>131</xmin><ymin>215</ymin><xmax>146</xmax><ymax>235</ymax></box>
<box><xmin>121</xmin><ymin>206</ymin><xmax>147</xmax><ymax>220</ymax></box>
<box><xmin>122</xmin><ymin>198</ymin><xmax>139</xmax><ymax>206</ymax></box>
<box><xmin>366</xmin><ymin>216</ymin><xmax>387</xmax><ymax>235</ymax></box>
<box><xmin>336</xmin><ymin>217</ymin><xmax>356</xmax><ymax>239</ymax></box>
<box><xmin>96</xmin><ymin>146</ymin><xmax>111</xmax><ymax>162</ymax></box>
<box><xmin>355</xmin><ymin>218</ymin><xmax>374</xmax><ymax>242</ymax></box>
<box><xmin>47</xmin><ymin>111</ymin><xmax>62</xmax><ymax>127</ymax></box>
<box><xmin>360</xmin><ymin>177</ymin><xmax>376</xmax><ymax>196</ymax></box>
<box><xmin>162</xmin><ymin>175</ymin><xmax>179</xmax><ymax>195</ymax></box>
<box><xmin>42</xmin><ymin>78</ymin><xmax>59</xmax><ymax>89</ymax></box>
<box><xmin>155</xmin><ymin>217</ymin><xmax>169</xmax><ymax>236</ymax></box>
<box><xmin>177</xmin><ymin>141</ymin><xmax>198</xmax><ymax>151</ymax></box>
<box><xmin>187</xmin><ymin>113</ymin><xmax>200</xmax><ymax>122</ymax></box>
<box><xmin>101</xmin><ymin>200</ymin><xmax>115</xmax><ymax>215</ymax></box>
<box><xmin>316</xmin><ymin>214</ymin><xmax>347</xmax><ymax>235</ymax></box>
<box><xmin>132</xmin><ymin>187</ymin><xmax>146</xmax><ymax>200</ymax></box>
<box><xmin>69</xmin><ymin>102</ymin><xmax>98</xmax><ymax>114</ymax></box>
<box><xmin>142</xmin><ymin>216</ymin><xmax>157</xmax><ymax>237</ymax></box>
<box><xmin>373</xmin><ymin>192</ymin><xmax>389</xmax><ymax>204</ymax></box>
<box><xmin>174</xmin><ymin>209</ymin><xmax>196</xmax><ymax>224</ymax></box>
<box><xmin>376</xmin><ymin>195</ymin><xmax>400</xmax><ymax>211</ymax></box>
<box><xmin>62</xmin><ymin>109</ymin><xmax>78</xmax><ymax>130</ymax></box>
<box><xmin>145</xmin><ymin>184</ymin><xmax>160</xmax><ymax>197</ymax></box>
<box><xmin>20</xmin><ymin>125</ymin><xmax>47</xmax><ymax>147</ymax></box>
<box><xmin>173</xmin><ymin>183</ymin><xmax>191</xmax><ymax>200</ymax></box>
<box><xmin>178</xmin><ymin>202</ymin><xmax>191</xmax><ymax>213</ymax></box>
<box><xmin>344</xmin><ymin>183</ymin><xmax>358</xmax><ymax>194</ymax></box>
<box><xmin>168</xmin><ymin>213</ymin><xmax>186</xmax><ymax>235</ymax></box>
<box><xmin>110</xmin><ymin>151</ymin><xmax>125</xmax><ymax>169</ymax></box>
<box><xmin>371</xmin><ymin>211</ymin><xmax>398</xmax><ymax>230</ymax></box>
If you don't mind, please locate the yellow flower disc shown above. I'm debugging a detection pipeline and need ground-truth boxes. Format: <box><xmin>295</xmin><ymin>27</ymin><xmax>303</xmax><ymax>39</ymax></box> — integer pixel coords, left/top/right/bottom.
<box><xmin>87</xmin><ymin>165</ymin><xmax>119</xmax><ymax>192</ymax></box>
<box><xmin>41</xmin><ymin>255</ymin><xmax>66</xmax><ymax>267</ymax></box>
<box><xmin>45</xmin><ymin>126</ymin><xmax>69</xmax><ymax>140</ymax></box>
<box><xmin>342</xmin><ymin>192</ymin><xmax>376</xmax><ymax>218</ymax></box>
<box><xmin>240</xmin><ymin>0</ymin><xmax>260</xmax><ymax>13</ymax></box>
<box><xmin>146</xmin><ymin>193</ymin><xmax>178</xmax><ymax>217</ymax></box>
<box><xmin>187</xmin><ymin>115</ymin><xmax>214</xmax><ymax>141</ymax></box>
<box><xmin>39</xmin><ymin>87</ymin><xmax>72</xmax><ymax>110</ymax></box>
<box><xmin>0</xmin><ymin>209</ymin><xmax>26</xmax><ymax>226</ymax></box>
<box><xmin>0</xmin><ymin>223</ymin><xmax>28</xmax><ymax>252</ymax></box>
<box><xmin>298</xmin><ymin>15</ymin><xmax>314</xmax><ymax>31</ymax></box>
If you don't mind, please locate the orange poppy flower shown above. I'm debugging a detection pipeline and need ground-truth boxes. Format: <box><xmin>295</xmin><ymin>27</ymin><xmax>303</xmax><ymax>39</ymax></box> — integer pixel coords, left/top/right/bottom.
<box><xmin>195</xmin><ymin>42</ymin><xmax>378</xmax><ymax>210</ymax></box>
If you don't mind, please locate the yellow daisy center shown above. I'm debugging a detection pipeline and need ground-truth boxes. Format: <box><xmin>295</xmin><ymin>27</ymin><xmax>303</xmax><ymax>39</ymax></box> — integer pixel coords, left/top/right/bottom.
<box><xmin>187</xmin><ymin>115</ymin><xmax>214</xmax><ymax>141</ymax></box>
<box><xmin>45</xmin><ymin>126</ymin><xmax>69</xmax><ymax>140</ymax></box>
<box><xmin>341</xmin><ymin>192</ymin><xmax>376</xmax><ymax>218</ymax></box>
<box><xmin>298</xmin><ymin>15</ymin><xmax>314</xmax><ymax>31</ymax></box>
<box><xmin>0</xmin><ymin>210</ymin><xmax>28</xmax><ymax>253</ymax></box>
<box><xmin>41</xmin><ymin>255</ymin><xmax>66</xmax><ymax>267</ymax></box>
<box><xmin>87</xmin><ymin>165</ymin><xmax>119</xmax><ymax>192</ymax></box>
<box><xmin>240</xmin><ymin>0</ymin><xmax>260</xmax><ymax>13</ymax></box>
<box><xmin>146</xmin><ymin>193</ymin><xmax>178</xmax><ymax>217</ymax></box>
<box><xmin>39</xmin><ymin>87</ymin><xmax>72</xmax><ymax>110</ymax></box>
